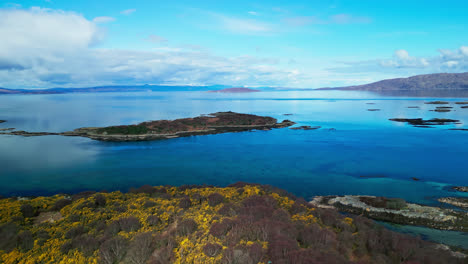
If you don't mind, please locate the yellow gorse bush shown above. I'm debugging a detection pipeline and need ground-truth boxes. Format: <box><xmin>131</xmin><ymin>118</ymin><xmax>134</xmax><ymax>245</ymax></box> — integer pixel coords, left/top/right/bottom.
<box><xmin>0</xmin><ymin>185</ymin><xmax>289</xmax><ymax>263</ymax></box>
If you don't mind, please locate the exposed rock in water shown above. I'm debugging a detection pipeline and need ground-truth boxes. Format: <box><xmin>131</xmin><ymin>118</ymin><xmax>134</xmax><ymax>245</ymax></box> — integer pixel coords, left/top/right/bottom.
<box><xmin>432</xmin><ymin>106</ymin><xmax>453</xmax><ymax>112</ymax></box>
<box><xmin>449</xmin><ymin>128</ymin><xmax>468</xmax><ymax>131</ymax></box>
<box><xmin>367</xmin><ymin>109</ymin><xmax>381</xmax><ymax>111</ymax></box>
<box><xmin>366</xmin><ymin>103</ymin><xmax>375</xmax><ymax>104</ymax></box>
<box><xmin>455</xmin><ymin>102</ymin><xmax>468</xmax><ymax>104</ymax></box>
<box><xmin>411</xmin><ymin>177</ymin><xmax>420</xmax><ymax>181</ymax></box>
<box><xmin>0</xmin><ymin>112</ymin><xmax>296</xmax><ymax>142</ymax></box>
<box><xmin>425</xmin><ymin>101</ymin><xmax>450</xmax><ymax>104</ymax></box>
<box><xmin>289</xmin><ymin>125</ymin><xmax>321</xmax><ymax>130</ymax></box>
<box><xmin>389</xmin><ymin>118</ymin><xmax>459</xmax><ymax>126</ymax></box>
<box><xmin>453</xmin><ymin>186</ymin><xmax>468</xmax><ymax>192</ymax></box>
<box><xmin>0</xmin><ymin>120</ymin><xmax>5</xmax><ymax>123</ymax></box>
<box><xmin>432</xmin><ymin>109</ymin><xmax>452</xmax><ymax>112</ymax></box>
<box><xmin>310</xmin><ymin>195</ymin><xmax>468</xmax><ymax>232</ymax></box>
<box><xmin>461</xmin><ymin>106</ymin><xmax>468</xmax><ymax>109</ymax></box>
<box><xmin>438</xmin><ymin>197</ymin><xmax>468</xmax><ymax>209</ymax></box>
<box><xmin>408</xmin><ymin>106</ymin><xmax>420</xmax><ymax>108</ymax></box>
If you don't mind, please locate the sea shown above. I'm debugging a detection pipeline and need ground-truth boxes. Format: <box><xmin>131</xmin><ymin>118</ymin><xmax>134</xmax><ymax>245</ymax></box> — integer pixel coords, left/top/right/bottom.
<box><xmin>0</xmin><ymin>90</ymin><xmax>467</xmax><ymax>248</ymax></box>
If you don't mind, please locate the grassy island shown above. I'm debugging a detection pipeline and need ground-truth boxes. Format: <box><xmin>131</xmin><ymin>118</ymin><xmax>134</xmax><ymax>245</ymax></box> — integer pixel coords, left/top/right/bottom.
<box><xmin>0</xmin><ymin>184</ymin><xmax>465</xmax><ymax>264</ymax></box>
<box><xmin>0</xmin><ymin>112</ymin><xmax>295</xmax><ymax>142</ymax></box>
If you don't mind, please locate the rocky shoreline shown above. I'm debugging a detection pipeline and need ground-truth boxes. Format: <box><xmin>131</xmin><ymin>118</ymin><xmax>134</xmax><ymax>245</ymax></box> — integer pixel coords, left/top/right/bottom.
<box><xmin>310</xmin><ymin>195</ymin><xmax>468</xmax><ymax>232</ymax></box>
<box><xmin>438</xmin><ymin>197</ymin><xmax>468</xmax><ymax>209</ymax></box>
<box><xmin>453</xmin><ymin>186</ymin><xmax>468</xmax><ymax>192</ymax></box>
<box><xmin>289</xmin><ymin>125</ymin><xmax>321</xmax><ymax>130</ymax></box>
<box><xmin>0</xmin><ymin>112</ymin><xmax>296</xmax><ymax>142</ymax></box>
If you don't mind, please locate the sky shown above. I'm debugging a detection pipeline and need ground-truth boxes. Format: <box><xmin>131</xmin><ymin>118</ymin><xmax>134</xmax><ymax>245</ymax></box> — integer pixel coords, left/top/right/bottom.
<box><xmin>0</xmin><ymin>0</ymin><xmax>468</xmax><ymax>89</ymax></box>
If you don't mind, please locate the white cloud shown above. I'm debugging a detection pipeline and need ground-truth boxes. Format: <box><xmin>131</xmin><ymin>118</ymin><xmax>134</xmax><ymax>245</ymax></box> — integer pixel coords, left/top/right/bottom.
<box><xmin>247</xmin><ymin>11</ymin><xmax>259</xmax><ymax>16</ymax></box>
<box><xmin>0</xmin><ymin>7</ymin><xmax>102</xmax><ymax>55</ymax></box>
<box><xmin>120</xmin><ymin>9</ymin><xmax>136</xmax><ymax>15</ymax></box>
<box><xmin>460</xmin><ymin>46</ymin><xmax>468</xmax><ymax>56</ymax></box>
<box><xmin>92</xmin><ymin>16</ymin><xmax>115</xmax><ymax>23</ymax></box>
<box><xmin>0</xmin><ymin>7</ymin><xmax>303</xmax><ymax>88</ymax></box>
<box><xmin>395</xmin><ymin>49</ymin><xmax>410</xmax><ymax>60</ymax></box>
<box><xmin>328</xmin><ymin>46</ymin><xmax>468</xmax><ymax>76</ymax></box>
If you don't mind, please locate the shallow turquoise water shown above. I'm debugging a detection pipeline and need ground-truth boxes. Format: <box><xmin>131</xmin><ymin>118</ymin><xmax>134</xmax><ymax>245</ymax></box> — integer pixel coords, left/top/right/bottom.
<box><xmin>1</xmin><ymin>90</ymin><xmax>468</xmax><ymax>248</ymax></box>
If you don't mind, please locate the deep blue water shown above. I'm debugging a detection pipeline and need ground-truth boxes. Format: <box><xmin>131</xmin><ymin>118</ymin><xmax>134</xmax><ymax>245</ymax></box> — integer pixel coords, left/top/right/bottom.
<box><xmin>0</xmin><ymin>90</ymin><xmax>467</xmax><ymax>247</ymax></box>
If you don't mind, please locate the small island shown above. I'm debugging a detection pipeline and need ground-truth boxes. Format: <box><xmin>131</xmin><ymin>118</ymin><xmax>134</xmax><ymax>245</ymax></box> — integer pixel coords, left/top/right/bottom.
<box><xmin>289</xmin><ymin>125</ymin><xmax>321</xmax><ymax>130</ymax></box>
<box><xmin>0</xmin><ymin>120</ymin><xmax>5</xmax><ymax>123</ymax></box>
<box><xmin>0</xmin><ymin>112</ymin><xmax>295</xmax><ymax>142</ymax></box>
<box><xmin>389</xmin><ymin>118</ymin><xmax>459</xmax><ymax>126</ymax></box>
<box><xmin>425</xmin><ymin>101</ymin><xmax>450</xmax><ymax>105</ymax></box>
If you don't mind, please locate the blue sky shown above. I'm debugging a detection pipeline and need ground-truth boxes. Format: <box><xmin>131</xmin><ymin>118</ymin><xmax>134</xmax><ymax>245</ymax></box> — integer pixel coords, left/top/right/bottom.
<box><xmin>1</xmin><ymin>0</ymin><xmax>467</xmax><ymax>88</ymax></box>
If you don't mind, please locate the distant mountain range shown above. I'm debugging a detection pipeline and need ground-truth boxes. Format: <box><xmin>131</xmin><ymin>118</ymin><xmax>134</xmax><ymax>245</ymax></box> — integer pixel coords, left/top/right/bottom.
<box><xmin>0</xmin><ymin>85</ymin><xmax>228</xmax><ymax>94</ymax></box>
<box><xmin>207</xmin><ymin>87</ymin><xmax>260</xmax><ymax>93</ymax></box>
<box><xmin>318</xmin><ymin>72</ymin><xmax>468</xmax><ymax>91</ymax></box>
<box><xmin>2</xmin><ymin>72</ymin><xmax>468</xmax><ymax>95</ymax></box>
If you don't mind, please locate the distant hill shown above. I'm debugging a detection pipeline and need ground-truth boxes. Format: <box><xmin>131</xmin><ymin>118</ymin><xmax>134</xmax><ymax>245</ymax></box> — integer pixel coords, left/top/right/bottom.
<box><xmin>0</xmin><ymin>85</ymin><xmax>227</xmax><ymax>95</ymax></box>
<box><xmin>207</xmin><ymin>87</ymin><xmax>261</xmax><ymax>93</ymax></box>
<box><xmin>318</xmin><ymin>72</ymin><xmax>468</xmax><ymax>91</ymax></box>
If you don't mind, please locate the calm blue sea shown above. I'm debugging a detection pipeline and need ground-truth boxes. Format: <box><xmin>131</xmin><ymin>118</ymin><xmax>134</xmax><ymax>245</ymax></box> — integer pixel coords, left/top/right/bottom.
<box><xmin>0</xmin><ymin>90</ymin><xmax>467</xmax><ymax>247</ymax></box>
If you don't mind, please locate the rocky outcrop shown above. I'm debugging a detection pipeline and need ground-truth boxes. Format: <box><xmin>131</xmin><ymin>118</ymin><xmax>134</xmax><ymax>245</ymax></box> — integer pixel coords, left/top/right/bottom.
<box><xmin>310</xmin><ymin>195</ymin><xmax>468</xmax><ymax>232</ymax></box>
<box><xmin>289</xmin><ymin>125</ymin><xmax>321</xmax><ymax>130</ymax></box>
<box><xmin>34</xmin><ymin>212</ymin><xmax>63</xmax><ymax>224</ymax></box>
<box><xmin>438</xmin><ymin>197</ymin><xmax>468</xmax><ymax>209</ymax></box>
<box><xmin>389</xmin><ymin>118</ymin><xmax>459</xmax><ymax>126</ymax></box>
<box><xmin>425</xmin><ymin>101</ymin><xmax>450</xmax><ymax>104</ymax></box>
<box><xmin>453</xmin><ymin>186</ymin><xmax>468</xmax><ymax>193</ymax></box>
<box><xmin>0</xmin><ymin>120</ymin><xmax>5</xmax><ymax>123</ymax></box>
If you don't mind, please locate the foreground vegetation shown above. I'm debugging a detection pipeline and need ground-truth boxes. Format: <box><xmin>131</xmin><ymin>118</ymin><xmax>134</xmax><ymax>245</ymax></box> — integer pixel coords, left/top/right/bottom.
<box><xmin>0</xmin><ymin>183</ymin><xmax>464</xmax><ymax>264</ymax></box>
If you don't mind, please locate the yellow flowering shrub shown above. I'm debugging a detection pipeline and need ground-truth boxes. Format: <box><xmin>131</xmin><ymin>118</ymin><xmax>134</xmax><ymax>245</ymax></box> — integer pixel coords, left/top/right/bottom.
<box><xmin>0</xmin><ymin>183</ymin><xmax>459</xmax><ymax>264</ymax></box>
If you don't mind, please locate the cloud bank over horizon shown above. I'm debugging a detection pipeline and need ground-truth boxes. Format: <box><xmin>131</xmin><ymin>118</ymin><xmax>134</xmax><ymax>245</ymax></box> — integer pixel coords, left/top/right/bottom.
<box><xmin>0</xmin><ymin>5</ymin><xmax>467</xmax><ymax>89</ymax></box>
